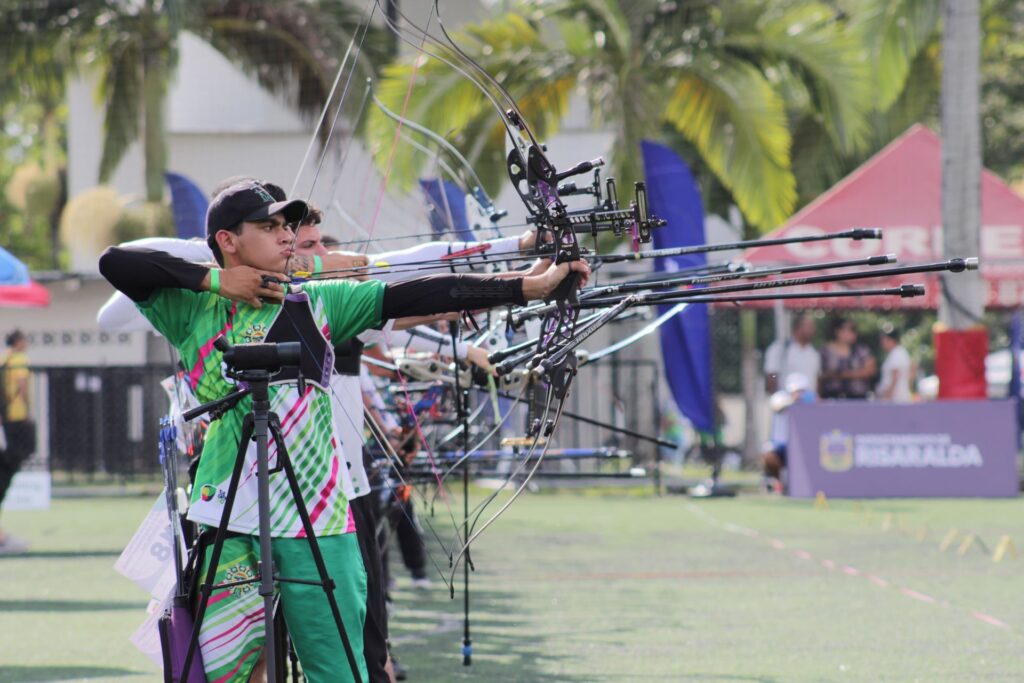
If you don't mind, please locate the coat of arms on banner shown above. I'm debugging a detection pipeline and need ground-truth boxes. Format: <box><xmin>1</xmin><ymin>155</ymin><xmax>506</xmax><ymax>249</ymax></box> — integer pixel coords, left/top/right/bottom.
<box><xmin>819</xmin><ymin>430</ymin><xmax>854</xmax><ymax>472</ymax></box>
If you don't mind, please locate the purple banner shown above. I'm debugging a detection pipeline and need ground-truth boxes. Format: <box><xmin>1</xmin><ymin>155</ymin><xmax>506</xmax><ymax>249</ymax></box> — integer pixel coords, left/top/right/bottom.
<box><xmin>787</xmin><ymin>400</ymin><xmax>1019</xmax><ymax>498</ymax></box>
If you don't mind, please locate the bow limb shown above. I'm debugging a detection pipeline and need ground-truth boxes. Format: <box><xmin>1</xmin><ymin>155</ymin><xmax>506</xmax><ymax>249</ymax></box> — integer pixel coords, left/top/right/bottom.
<box><xmin>448</xmin><ymin>384</ymin><xmax>566</xmax><ymax>587</ymax></box>
<box><xmin>371</xmin><ymin>88</ymin><xmax>507</xmax><ymax>234</ymax></box>
<box><xmin>580</xmin><ymin>303</ymin><xmax>689</xmax><ymax>365</ymax></box>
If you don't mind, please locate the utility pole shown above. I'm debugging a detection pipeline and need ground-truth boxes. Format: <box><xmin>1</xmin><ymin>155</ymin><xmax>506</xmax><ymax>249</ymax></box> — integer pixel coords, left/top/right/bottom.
<box><xmin>940</xmin><ymin>0</ymin><xmax>984</xmax><ymax>327</ymax></box>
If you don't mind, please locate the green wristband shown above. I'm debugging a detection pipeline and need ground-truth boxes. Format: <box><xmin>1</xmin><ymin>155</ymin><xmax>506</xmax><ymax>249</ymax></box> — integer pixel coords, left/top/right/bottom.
<box><xmin>313</xmin><ymin>255</ymin><xmax>323</xmax><ymax>274</ymax></box>
<box><xmin>209</xmin><ymin>268</ymin><xmax>220</xmax><ymax>295</ymax></box>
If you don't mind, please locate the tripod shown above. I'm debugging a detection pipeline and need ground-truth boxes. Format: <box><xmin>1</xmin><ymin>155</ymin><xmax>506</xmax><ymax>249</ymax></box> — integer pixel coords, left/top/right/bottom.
<box><xmin>178</xmin><ymin>341</ymin><xmax>363</xmax><ymax>683</ymax></box>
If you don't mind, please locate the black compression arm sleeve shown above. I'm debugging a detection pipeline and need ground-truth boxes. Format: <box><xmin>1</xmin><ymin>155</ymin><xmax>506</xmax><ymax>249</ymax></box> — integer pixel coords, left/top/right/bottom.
<box><xmin>381</xmin><ymin>274</ymin><xmax>526</xmax><ymax>320</ymax></box>
<box><xmin>99</xmin><ymin>246</ymin><xmax>209</xmax><ymax>302</ymax></box>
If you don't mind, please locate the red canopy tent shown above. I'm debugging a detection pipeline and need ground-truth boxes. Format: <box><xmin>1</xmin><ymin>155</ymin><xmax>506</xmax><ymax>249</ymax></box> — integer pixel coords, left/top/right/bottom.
<box><xmin>0</xmin><ymin>246</ymin><xmax>50</xmax><ymax>308</ymax></box>
<box><xmin>0</xmin><ymin>282</ymin><xmax>50</xmax><ymax>308</ymax></box>
<box><xmin>743</xmin><ymin>124</ymin><xmax>1024</xmax><ymax>309</ymax></box>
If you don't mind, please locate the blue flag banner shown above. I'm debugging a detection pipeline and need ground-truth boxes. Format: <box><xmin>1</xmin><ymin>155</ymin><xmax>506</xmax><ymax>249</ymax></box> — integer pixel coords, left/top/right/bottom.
<box><xmin>641</xmin><ymin>140</ymin><xmax>715</xmax><ymax>433</ymax></box>
<box><xmin>419</xmin><ymin>178</ymin><xmax>473</xmax><ymax>241</ymax></box>
<box><xmin>0</xmin><ymin>246</ymin><xmax>31</xmax><ymax>286</ymax></box>
<box><xmin>165</xmin><ymin>172</ymin><xmax>209</xmax><ymax>240</ymax></box>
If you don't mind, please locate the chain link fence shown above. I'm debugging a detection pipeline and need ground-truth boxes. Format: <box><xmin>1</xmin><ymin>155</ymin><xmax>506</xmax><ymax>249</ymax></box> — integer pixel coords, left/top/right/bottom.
<box><xmin>24</xmin><ymin>357</ymin><xmax>663</xmax><ymax>484</ymax></box>
<box><xmin>31</xmin><ymin>364</ymin><xmax>174</xmax><ymax>483</ymax></box>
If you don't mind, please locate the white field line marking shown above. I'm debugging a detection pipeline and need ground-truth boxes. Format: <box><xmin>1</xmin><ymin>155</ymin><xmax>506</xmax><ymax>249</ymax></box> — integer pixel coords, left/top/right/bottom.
<box><xmin>971</xmin><ymin>612</ymin><xmax>1010</xmax><ymax>629</ymax></box>
<box><xmin>723</xmin><ymin>522</ymin><xmax>758</xmax><ymax>537</ymax></box>
<box><xmin>899</xmin><ymin>587</ymin><xmax>936</xmax><ymax>604</ymax></box>
<box><xmin>683</xmin><ymin>502</ymin><xmax>1014</xmax><ymax>632</ymax></box>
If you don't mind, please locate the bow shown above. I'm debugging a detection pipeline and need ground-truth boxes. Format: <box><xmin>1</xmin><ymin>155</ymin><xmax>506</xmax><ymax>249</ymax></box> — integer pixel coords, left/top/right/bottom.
<box><xmin>359</xmin><ymin>0</ymin><xmax>674</xmax><ymax>585</ymax></box>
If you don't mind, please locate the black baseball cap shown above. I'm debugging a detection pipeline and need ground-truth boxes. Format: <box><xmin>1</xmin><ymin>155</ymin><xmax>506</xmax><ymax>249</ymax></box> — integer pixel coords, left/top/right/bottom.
<box><xmin>206</xmin><ymin>180</ymin><xmax>308</xmax><ymax>238</ymax></box>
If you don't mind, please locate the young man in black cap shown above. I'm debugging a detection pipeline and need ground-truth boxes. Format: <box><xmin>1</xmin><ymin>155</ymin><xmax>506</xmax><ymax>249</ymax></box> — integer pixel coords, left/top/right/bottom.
<box><xmin>99</xmin><ymin>179</ymin><xmax>587</xmax><ymax>683</ymax></box>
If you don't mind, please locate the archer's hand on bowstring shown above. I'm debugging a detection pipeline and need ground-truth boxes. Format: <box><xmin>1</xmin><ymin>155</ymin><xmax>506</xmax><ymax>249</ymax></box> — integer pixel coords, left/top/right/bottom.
<box><xmin>517</xmin><ymin>229</ymin><xmax>542</xmax><ymax>251</ymax></box>
<box><xmin>521</xmin><ymin>258</ymin><xmax>591</xmax><ymax>301</ymax></box>
<box><xmin>290</xmin><ymin>252</ymin><xmax>370</xmax><ymax>281</ymax></box>
<box><xmin>205</xmin><ymin>266</ymin><xmax>288</xmax><ymax>308</ymax></box>
<box><xmin>465</xmin><ymin>345</ymin><xmax>496</xmax><ymax>376</ymax></box>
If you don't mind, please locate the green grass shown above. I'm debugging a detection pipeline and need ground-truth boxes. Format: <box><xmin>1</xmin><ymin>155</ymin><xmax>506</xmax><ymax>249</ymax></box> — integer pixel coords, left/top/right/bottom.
<box><xmin>3</xmin><ymin>491</ymin><xmax>1024</xmax><ymax>682</ymax></box>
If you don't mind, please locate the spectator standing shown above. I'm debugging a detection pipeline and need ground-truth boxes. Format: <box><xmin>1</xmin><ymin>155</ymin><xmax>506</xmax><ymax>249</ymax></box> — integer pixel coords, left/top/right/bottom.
<box><xmin>876</xmin><ymin>327</ymin><xmax>914</xmax><ymax>402</ymax></box>
<box><xmin>0</xmin><ymin>330</ymin><xmax>34</xmax><ymax>553</ymax></box>
<box><xmin>764</xmin><ymin>313</ymin><xmax>820</xmax><ymax>393</ymax></box>
<box><xmin>761</xmin><ymin>373</ymin><xmax>816</xmax><ymax>493</ymax></box>
<box><xmin>819</xmin><ymin>317</ymin><xmax>877</xmax><ymax>399</ymax></box>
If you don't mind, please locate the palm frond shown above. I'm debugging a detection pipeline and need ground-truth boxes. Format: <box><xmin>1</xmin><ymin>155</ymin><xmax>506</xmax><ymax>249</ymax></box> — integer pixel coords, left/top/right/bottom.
<box><xmin>365</xmin><ymin>11</ymin><xmax>576</xmax><ymax>197</ymax></box>
<box><xmin>867</xmin><ymin>42</ymin><xmax>940</xmax><ymax>143</ymax></box>
<box><xmin>721</xmin><ymin>2</ymin><xmax>872</xmax><ymax>153</ymax></box>
<box><xmin>199</xmin><ymin>18</ymin><xmax>331</xmax><ymax>121</ymax></box>
<box><xmin>97</xmin><ymin>35</ymin><xmax>143</xmax><ymax>183</ymax></box>
<box><xmin>790</xmin><ymin>113</ymin><xmax>848</xmax><ymax>206</ymax></box>
<box><xmin>840</xmin><ymin>0</ymin><xmax>943</xmax><ymax>112</ymax></box>
<box><xmin>662</xmin><ymin>54</ymin><xmax>795</xmax><ymax>231</ymax></box>
<box><xmin>554</xmin><ymin>0</ymin><xmax>633</xmax><ymax>53</ymax></box>
<box><xmin>196</xmin><ymin>1</ymin><xmax>389</xmax><ymax>128</ymax></box>
<box><xmin>0</xmin><ymin>0</ymin><xmax>113</xmax><ymax>105</ymax></box>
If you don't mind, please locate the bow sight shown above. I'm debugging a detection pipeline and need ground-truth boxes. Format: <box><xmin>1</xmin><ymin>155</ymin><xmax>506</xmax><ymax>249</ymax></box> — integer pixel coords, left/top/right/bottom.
<box><xmin>521</xmin><ymin>155</ymin><xmax>667</xmax><ymax>244</ymax></box>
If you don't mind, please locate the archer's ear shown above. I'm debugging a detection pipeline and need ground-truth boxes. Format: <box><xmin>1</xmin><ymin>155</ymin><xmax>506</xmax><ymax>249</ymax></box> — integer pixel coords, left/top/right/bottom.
<box><xmin>215</xmin><ymin>229</ymin><xmax>240</xmax><ymax>258</ymax></box>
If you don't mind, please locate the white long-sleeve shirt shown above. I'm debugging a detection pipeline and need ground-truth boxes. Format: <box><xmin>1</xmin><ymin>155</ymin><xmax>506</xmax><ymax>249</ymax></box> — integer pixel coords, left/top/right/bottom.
<box><xmin>96</xmin><ymin>237</ymin><xmax>214</xmax><ymax>333</ymax></box>
<box><xmin>96</xmin><ymin>236</ymin><xmax>523</xmax><ymax>332</ymax></box>
<box><xmin>370</xmin><ymin>236</ymin><xmax>521</xmax><ymax>282</ymax></box>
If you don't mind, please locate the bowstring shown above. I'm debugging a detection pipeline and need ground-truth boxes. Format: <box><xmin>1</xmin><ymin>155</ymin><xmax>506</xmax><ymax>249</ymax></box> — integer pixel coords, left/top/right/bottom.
<box><xmin>448</xmin><ymin>381</ymin><xmax>561</xmax><ymax>584</ymax></box>
<box><xmin>336</xmin><ymin>0</ymin><xmax>520</xmax><ymax>548</ymax></box>
<box><xmin>289</xmin><ymin>0</ymin><xmax>376</xmax><ymax>198</ymax></box>
<box><xmin>297</xmin><ymin>0</ymin><xmax>379</xmax><ymax>205</ymax></box>
<box><xmin>284</xmin><ymin>0</ymin><xmax>378</xmax><ymax>273</ymax></box>
<box><xmin>361</xmin><ymin>3</ymin><xmax>438</xmax><ymax>250</ymax></box>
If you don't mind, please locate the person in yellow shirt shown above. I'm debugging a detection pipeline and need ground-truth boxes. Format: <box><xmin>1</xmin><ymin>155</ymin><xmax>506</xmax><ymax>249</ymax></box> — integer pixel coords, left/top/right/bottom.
<box><xmin>0</xmin><ymin>329</ymin><xmax>34</xmax><ymax>553</ymax></box>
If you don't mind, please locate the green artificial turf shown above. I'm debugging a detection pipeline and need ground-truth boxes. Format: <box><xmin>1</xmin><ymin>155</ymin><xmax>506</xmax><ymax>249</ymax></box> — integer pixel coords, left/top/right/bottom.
<box><xmin>2</xmin><ymin>491</ymin><xmax>1023</xmax><ymax>682</ymax></box>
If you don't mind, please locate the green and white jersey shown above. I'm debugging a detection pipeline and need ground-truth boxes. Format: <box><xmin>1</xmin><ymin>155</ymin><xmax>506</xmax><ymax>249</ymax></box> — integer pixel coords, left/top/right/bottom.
<box><xmin>138</xmin><ymin>279</ymin><xmax>385</xmax><ymax>537</ymax></box>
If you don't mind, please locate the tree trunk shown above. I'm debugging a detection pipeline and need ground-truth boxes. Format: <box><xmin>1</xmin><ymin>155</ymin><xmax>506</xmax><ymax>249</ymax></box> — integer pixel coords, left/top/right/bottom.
<box><xmin>939</xmin><ymin>0</ymin><xmax>984</xmax><ymax>327</ymax></box>
<box><xmin>142</xmin><ymin>50</ymin><xmax>168</xmax><ymax>203</ymax></box>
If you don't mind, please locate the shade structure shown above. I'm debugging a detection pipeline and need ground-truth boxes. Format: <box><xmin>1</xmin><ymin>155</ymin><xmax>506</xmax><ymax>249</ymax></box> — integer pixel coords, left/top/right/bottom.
<box><xmin>0</xmin><ymin>246</ymin><xmax>50</xmax><ymax>308</ymax></box>
<box><xmin>743</xmin><ymin>125</ymin><xmax>1024</xmax><ymax>309</ymax></box>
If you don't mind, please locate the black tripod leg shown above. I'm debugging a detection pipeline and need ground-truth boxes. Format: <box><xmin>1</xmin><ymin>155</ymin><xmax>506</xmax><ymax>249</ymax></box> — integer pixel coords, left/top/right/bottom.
<box><xmin>180</xmin><ymin>414</ymin><xmax>256</xmax><ymax>683</ymax></box>
<box><xmin>273</xmin><ymin>605</ymin><xmax>288</xmax><ymax>682</ymax></box>
<box><xmin>270</xmin><ymin>422</ymin><xmax>364</xmax><ymax>683</ymax></box>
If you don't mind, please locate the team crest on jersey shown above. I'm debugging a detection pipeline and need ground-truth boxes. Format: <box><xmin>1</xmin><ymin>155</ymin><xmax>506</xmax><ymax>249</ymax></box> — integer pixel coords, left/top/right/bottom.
<box><xmin>241</xmin><ymin>323</ymin><xmax>269</xmax><ymax>343</ymax></box>
<box><xmin>200</xmin><ymin>484</ymin><xmax>217</xmax><ymax>501</ymax></box>
<box><xmin>225</xmin><ymin>563</ymin><xmax>258</xmax><ymax>599</ymax></box>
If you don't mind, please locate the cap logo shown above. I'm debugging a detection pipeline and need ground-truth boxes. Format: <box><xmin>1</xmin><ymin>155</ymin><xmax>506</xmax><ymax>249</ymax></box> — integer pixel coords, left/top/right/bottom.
<box><xmin>252</xmin><ymin>186</ymin><xmax>275</xmax><ymax>203</ymax></box>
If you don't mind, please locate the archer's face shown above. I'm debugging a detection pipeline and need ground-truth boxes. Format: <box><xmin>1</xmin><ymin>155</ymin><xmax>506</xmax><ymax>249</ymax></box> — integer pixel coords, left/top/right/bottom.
<box><xmin>220</xmin><ymin>213</ymin><xmax>295</xmax><ymax>271</ymax></box>
<box><xmin>294</xmin><ymin>224</ymin><xmax>328</xmax><ymax>257</ymax></box>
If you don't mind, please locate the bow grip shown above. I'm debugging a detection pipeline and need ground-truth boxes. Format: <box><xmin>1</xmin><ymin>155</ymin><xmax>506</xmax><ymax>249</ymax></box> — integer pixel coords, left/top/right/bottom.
<box><xmin>548</xmin><ymin>269</ymin><xmax>580</xmax><ymax>305</ymax></box>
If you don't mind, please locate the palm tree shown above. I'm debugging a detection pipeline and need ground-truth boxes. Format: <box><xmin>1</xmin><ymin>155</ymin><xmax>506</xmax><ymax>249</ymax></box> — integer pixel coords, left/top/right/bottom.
<box><xmin>1</xmin><ymin>0</ymin><xmax>388</xmax><ymax>203</ymax></box>
<box><xmin>364</xmin><ymin>0</ymin><xmax>875</xmax><ymax>232</ymax></box>
<box><xmin>795</xmin><ymin>0</ymin><xmax>1016</xmax><ymax>203</ymax></box>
